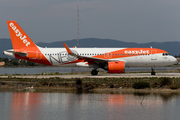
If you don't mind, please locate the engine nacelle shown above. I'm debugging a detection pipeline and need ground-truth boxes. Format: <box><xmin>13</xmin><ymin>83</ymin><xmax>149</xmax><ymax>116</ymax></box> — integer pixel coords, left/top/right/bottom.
<box><xmin>108</xmin><ymin>61</ymin><xmax>125</xmax><ymax>73</ymax></box>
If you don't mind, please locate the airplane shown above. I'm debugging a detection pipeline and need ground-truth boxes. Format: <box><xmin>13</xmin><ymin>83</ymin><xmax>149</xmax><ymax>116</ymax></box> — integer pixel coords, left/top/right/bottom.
<box><xmin>3</xmin><ymin>21</ymin><xmax>177</xmax><ymax>75</ymax></box>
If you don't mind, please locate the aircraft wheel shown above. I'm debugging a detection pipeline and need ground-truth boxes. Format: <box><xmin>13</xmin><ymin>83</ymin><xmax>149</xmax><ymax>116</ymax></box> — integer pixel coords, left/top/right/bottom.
<box><xmin>91</xmin><ymin>69</ymin><xmax>98</xmax><ymax>75</ymax></box>
<box><xmin>151</xmin><ymin>72</ymin><xmax>156</xmax><ymax>75</ymax></box>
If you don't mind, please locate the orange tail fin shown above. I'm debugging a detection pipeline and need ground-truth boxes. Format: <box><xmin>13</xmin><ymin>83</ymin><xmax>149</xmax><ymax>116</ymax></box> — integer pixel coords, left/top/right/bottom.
<box><xmin>7</xmin><ymin>21</ymin><xmax>37</xmax><ymax>50</ymax></box>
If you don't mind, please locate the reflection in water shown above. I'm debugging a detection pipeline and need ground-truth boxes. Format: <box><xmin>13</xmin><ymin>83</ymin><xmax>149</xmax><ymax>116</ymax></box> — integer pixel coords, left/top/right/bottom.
<box><xmin>10</xmin><ymin>93</ymin><xmax>41</xmax><ymax>120</ymax></box>
<box><xmin>0</xmin><ymin>92</ymin><xmax>180</xmax><ymax>120</ymax></box>
<box><xmin>0</xmin><ymin>92</ymin><xmax>12</xmax><ymax>120</ymax></box>
<box><xmin>159</xmin><ymin>93</ymin><xmax>178</xmax><ymax>102</ymax></box>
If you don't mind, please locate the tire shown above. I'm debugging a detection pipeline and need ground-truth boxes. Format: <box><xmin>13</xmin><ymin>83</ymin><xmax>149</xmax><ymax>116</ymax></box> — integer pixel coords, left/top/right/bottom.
<box><xmin>151</xmin><ymin>72</ymin><xmax>156</xmax><ymax>75</ymax></box>
<box><xmin>91</xmin><ymin>70</ymin><xmax>98</xmax><ymax>75</ymax></box>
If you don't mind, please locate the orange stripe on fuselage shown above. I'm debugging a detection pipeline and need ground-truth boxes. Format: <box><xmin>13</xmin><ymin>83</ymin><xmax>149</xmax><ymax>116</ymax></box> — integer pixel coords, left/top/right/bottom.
<box><xmin>92</xmin><ymin>48</ymin><xmax>166</xmax><ymax>59</ymax></box>
<box><xmin>61</xmin><ymin>48</ymin><xmax>166</xmax><ymax>65</ymax></box>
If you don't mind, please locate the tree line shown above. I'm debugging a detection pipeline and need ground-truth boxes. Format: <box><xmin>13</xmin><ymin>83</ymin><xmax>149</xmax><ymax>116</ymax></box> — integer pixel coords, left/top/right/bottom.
<box><xmin>0</xmin><ymin>58</ymin><xmax>46</xmax><ymax>67</ymax></box>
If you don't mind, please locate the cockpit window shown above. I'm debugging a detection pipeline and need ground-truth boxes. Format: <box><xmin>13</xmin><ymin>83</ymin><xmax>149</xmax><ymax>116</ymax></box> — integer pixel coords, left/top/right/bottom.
<box><xmin>162</xmin><ymin>53</ymin><xmax>169</xmax><ymax>56</ymax></box>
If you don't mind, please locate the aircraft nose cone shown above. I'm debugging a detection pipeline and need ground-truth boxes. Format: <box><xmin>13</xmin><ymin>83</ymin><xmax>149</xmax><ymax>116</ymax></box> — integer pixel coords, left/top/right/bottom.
<box><xmin>172</xmin><ymin>57</ymin><xmax>178</xmax><ymax>64</ymax></box>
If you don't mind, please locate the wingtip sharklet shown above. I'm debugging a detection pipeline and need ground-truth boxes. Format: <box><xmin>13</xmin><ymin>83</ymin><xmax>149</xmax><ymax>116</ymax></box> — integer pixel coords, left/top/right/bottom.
<box><xmin>63</xmin><ymin>43</ymin><xmax>73</xmax><ymax>54</ymax></box>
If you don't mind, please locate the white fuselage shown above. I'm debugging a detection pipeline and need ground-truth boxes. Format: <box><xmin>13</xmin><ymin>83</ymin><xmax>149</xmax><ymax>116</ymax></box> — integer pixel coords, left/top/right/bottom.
<box><xmin>38</xmin><ymin>47</ymin><xmax>177</xmax><ymax>68</ymax></box>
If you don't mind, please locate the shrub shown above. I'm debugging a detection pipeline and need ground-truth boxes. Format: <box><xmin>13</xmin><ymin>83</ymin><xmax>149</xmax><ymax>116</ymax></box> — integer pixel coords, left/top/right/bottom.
<box><xmin>76</xmin><ymin>78</ymin><xmax>82</xmax><ymax>85</ymax></box>
<box><xmin>160</xmin><ymin>77</ymin><xmax>172</xmax><ymax>86</ymax></box>
<box><xmin>76</xmin><ymin>78</ymin><xmax>82</xmax><ymax>91</ymax></box>
<box><xmin>133</xmin><ymin>82</ymin><xmax>150</xmax><ymax>89</ymax></box>
<box><xmin>152</xmin><ymin>82</ymin><xmax>158</xmax><ymax>88</ymax></box>
<box><xmin>169</xmin><ymin>85</ymin><xmax>178</xmax><ymax>90</ymax></box>
<box><xmin>109</xmin><ymin>84</ymin><xmax>114</xmax><ymax>88</ymax></box>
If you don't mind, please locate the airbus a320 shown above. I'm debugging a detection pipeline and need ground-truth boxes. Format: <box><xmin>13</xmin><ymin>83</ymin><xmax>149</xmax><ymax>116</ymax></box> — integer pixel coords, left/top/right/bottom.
<box><xmin>3</xmin><ymin>21</ymin><xmax>177</xmax><ymax>75</ymax></box>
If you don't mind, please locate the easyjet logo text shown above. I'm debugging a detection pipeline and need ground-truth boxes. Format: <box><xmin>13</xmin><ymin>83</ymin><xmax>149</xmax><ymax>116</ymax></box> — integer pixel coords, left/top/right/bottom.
<box><xmin>124</xmin><ymin>50</ymin><xmax>149</xmax><ymax>54</ymax></box>
<box><xmin>9</xmin><ymin>22</ymin><xmax>30</xmax><ymax>47</ymax></box>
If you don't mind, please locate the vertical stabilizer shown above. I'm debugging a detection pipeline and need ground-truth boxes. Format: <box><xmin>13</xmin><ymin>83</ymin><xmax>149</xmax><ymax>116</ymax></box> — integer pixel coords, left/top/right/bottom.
<box><xmin>7</xmin><ymin>21</ymin><xmax>37</xmax><ymax>50</ymax></box>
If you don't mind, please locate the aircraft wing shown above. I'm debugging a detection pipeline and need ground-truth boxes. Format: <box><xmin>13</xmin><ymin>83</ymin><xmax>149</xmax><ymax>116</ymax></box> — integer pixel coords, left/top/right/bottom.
<box><xmin>63</xmin><ymin>43</ymin><xmax>114</xmax><ymax>63</ymax></box>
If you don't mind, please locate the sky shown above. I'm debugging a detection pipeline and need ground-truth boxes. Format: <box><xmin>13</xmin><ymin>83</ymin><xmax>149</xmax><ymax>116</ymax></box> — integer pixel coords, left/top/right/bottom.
<box><xmin>1</xmin><ymin>0</ymin><xmax>180</xmax><ymax>43</ymax></box>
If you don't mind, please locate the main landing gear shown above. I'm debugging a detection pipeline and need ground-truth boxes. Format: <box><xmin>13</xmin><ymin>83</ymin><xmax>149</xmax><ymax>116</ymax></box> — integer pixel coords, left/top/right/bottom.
<box><xmin>91</xmin><ymin>69</ymin><xmax>98</xmax><ymax>75</ymax></box>
<box><xmin>151</xmin><ymin>67</ymin><xmax>156</xmax><ymax>75</ymax></box>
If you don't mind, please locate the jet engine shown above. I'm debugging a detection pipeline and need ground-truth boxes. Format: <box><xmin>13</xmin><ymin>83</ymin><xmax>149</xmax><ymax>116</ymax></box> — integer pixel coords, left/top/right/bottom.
<box><xmin>107</xmin><ymin>61</ymin><xmax>125</xmax><ymax>73</ymax></box>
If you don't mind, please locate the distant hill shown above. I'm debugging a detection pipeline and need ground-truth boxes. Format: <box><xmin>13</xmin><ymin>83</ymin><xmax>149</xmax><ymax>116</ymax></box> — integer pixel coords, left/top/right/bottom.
<box><xmin>0</xmin><ymin>38</ymin><xmax>180</xmax><ymax>57</ymax></box>
<box><xmin>0</xmin><ymin>38</ymin><xmax>13</xmax><ymax>58</ymax></box>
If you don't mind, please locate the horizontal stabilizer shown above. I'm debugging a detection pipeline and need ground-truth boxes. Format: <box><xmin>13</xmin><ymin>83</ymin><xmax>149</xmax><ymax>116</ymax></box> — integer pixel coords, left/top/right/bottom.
<box><xmin>4</xmin><ymin>50</ymin><xmax>27</xmax><ymax>57</ymax></box>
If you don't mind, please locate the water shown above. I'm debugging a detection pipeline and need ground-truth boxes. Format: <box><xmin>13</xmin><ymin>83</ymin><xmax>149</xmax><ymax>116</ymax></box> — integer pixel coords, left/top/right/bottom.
<box><xmin>0</xmin><ymin>92</ymin><xmax>180</xmax><ymax>120</ymax></box>
<box><xmin>0</xmin><ymin>67</ymin><xmax>91</xmax><ymax>75</ymax></box>
<box><xmin>0</xmin><ymin>67</ymin><xmax>179</xmax><ymax>75</ymax></box>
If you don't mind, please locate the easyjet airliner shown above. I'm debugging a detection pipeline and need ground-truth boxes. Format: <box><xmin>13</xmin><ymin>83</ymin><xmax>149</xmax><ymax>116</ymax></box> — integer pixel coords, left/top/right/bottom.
<box><xmin>3</xmin><ymin>21</ymin><xmax>177</xmax><ymax>75</ymax></box>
